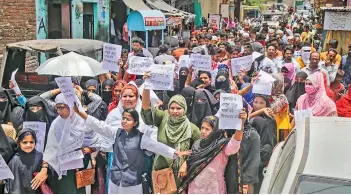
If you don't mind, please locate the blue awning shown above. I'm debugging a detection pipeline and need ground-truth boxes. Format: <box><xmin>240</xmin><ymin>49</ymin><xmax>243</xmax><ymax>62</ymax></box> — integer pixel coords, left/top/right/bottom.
<box><xmin>127</xmin><ymin>10</ymin><xmax>166</xmax><ymax>31</ymax></box>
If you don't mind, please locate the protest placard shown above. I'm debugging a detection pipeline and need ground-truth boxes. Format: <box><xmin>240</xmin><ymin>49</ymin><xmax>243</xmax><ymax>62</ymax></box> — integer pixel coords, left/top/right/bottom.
<box><xmin>231</xmin><ymin>55</ymin><xmax>253</xmax><ymax>75</ymax></box>
<box><xmin>60</xmin><ymin>136</ymin><xmax>85</xmax><ymax>154</ymax></box>
<box><xmin>55</xmin><ymin>77</ymin><xmax>78</xmax><ymax>107</ymax></box>
<box><xmin>0</xmin><ymin>154</ymin><xmax>14</xmax><ymax>180</ymax></box>
<box><xmin>294</xmin><ymin>110</ymin><xmax>313</xmax><ymax>122</ymax></box>
<box><xmin>190</xmin><ymin>54</ymin><xmax>212</xmax><ymax>71</ymax></box>
<box><xmin>127</xmin><ymin>56</ymin><xmax>154</xmax><ymax>75</ymax></box>
<box><xmin>23</xmin><ymin>121</ymin><xmax>46</xmax><ymax>153</ymax></box>
<box><xmin>252</xmin><ymin>71</ymin><xmax>276</xmax><ymax>95</ymax></box>
<box><xmin>59</xmin><ymin>150</ymin><xmax>84</xmax><ymax>165</ymax></box>
<box><xmin>102</xmin><ymin>43</ymin><xmax>122</xmax><ymax>72</ymax></box>
<box><xmin>10</xmin><ymin>68</ymin><xmax>21</xmax><ymax>95</ymax></box>
<box><xmin>219</xmin><ymin>93</ymin><xmax>243</xmax><ymax>130</ymax></box>
<box><xmin>178</xmin><ymin>55</ymin><xmax>190</xmax><ymax>68</ymax></box>
<box><xmin>145</xmin><ymin>64</ymin><xmax>175</xmax><ymax>91</ymax></box>
<box><xmin>60</xmin><ymin>158</ymin><xmax>84</xmax><ymax>171</ymax></box>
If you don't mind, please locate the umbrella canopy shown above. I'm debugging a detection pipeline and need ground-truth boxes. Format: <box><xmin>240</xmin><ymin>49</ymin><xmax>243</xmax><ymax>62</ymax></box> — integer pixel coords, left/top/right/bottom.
<box><xmin>36</xmin><ymin>52</ymin><xmax>108</xmax><ymax>77</ymax></box>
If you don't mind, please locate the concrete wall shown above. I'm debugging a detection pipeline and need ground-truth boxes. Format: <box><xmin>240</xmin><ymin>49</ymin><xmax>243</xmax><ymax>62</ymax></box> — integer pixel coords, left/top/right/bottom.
<box><xmin>200</xmin><ymin>0</ymin><xmax>222</xmax><ymax>18</ymax></box>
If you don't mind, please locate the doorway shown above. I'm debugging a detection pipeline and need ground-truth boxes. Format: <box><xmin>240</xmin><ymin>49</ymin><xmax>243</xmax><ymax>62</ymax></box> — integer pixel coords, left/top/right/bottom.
<box><xmin>83</xmin><ymin>3</ymin><xmax>94</xmax><ymax>39</ymax></box>
<box><xmin>48</xmin><ymin>3</ymin><xmax>62</xmax><ymax>39</ymax></box>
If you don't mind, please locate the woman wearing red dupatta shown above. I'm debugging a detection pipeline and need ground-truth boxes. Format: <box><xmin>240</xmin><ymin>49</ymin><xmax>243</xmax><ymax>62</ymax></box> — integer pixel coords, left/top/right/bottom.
<box><xmin>336</xmin><ymin>85</ymin><xmax>351</xmax><ymax>117</ymax></box>
<box><xmin>107</xmin><ymin>80</ymin><xmax>127</xmax><ymax>113</ymax></box>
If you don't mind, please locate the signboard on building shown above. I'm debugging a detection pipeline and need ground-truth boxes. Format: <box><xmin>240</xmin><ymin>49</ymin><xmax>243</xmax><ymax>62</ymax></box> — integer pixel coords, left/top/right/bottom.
<box><xmin>166</xmin><ymin>17</ymin><xmax>183</xmax><ymax>26</ymax></box>
<box><xmin>144</xmin><ymin>17</ymin><xmax>165</xmax><ymax>27</ymax></box>
<box><xmin>324</xmin><ymin>11</ymin><xmax>351</xmax><ymax>31</ymax></box>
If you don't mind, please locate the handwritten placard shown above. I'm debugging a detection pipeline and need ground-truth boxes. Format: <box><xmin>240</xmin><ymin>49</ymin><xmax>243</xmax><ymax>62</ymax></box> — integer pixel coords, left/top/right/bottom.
<box><xmin>178</xmin><ymin>55</ymin><xmax>190</xmax><ymax>68</ymax></box>
<box><xmin>190</xmin><ymin>54</ymin><xmax>212</xmax><ymax>71</ymax></box>
<box><xmin>0</xmin><ymin>154</ymin><xmax>14</xmax><ymax>180</ymax></box>
<box><xmin>60</xmin><ymin>136</ymin><xmax>84</xmax><ymax>154</ymax></box>
<box><xmin>127</xmin><ymin>56</ymin><xmax>154</xmax><ymax>75</ymax></box>
<box><xmin>138</xmin><ymin>83</ymin><xmax>161</xmax><ymax>106</ymax></box>
<box><xmin>59</xmin><ymin>150</ymin><xmax>84</xmax><ymax>165</ymax></box>
<box><xmin>219</xmin><ymin>93</ymin><xmax>243</xmax><ymax>130</ymax></box>
<box><xmin>231</xmin><ymin>55</ymin><xmax>253</xmax><ymax>75</ymax></box>
<box><xmin>102</xmin><ymin>43</ymin><xmax>122</xmax><ymax>72</ymax></box>
<box><xmin>10</xmin><ymin>68</ymin><xmax>21</xmax><ymax>95</ymax></box>
<box><xmin>324</xmin><ymin>11</ymin><xmax>351</xmax><ymax>31</ymax></box>
<box><xmin>145</xmin><ymin>64</ymin><xmax>175</xmax><ymax>91</ymax></box>
<box><xmin>23</xmin><ymin>121</ymin><xmax>46</xmax><ymax>153</ymax></box>
<box><xmin>252</xmin><ymin>71</ymin><xmax>275</xmax><ymax>95</ymax></box>
<box><xmin>55</xmin><ymin>77</ymin><xmax>78</xmax><ymax>107</ymax></box>
<box><xmin>294</xmin><ymin>110</ymin><xmax>313</xmax><ymax>122</ymax></box>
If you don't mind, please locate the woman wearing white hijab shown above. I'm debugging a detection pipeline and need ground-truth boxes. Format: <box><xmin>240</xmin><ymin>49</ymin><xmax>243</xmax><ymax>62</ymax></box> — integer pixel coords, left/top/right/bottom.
<box><xmin>296</xmin><ymin>45</ymin><xmax>312</xmax><ymax>69</ymax></box>
<box><xmin>31</xmin><ymin>93</ymin><xmax>101</xmax><ymax>194</ymax></box>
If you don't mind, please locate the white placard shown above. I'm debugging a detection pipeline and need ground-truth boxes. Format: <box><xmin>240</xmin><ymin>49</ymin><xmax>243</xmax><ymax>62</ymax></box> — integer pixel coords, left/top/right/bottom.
<box><xmin>190</xmin><ymin>54</ymin><xmax>212</xmax><ymax>71</ymax></box>
<box><xmin>219</xmin><ymin>93</ymin><xmax>243</xmax><ymax>130</ymax></box>
<box><xmin>145</xmin><ymin>64</ymin><xmax>175</xmax><ymax>91</ymax></box>
<box><xmin>0</xmin><ymin>154</ymin><xmax>14</xmax><ymax>180</ymax></box>
<box><xmin>178</xmin><ymin>55</ymin><xmax>190</xmax><ymax>68</ymax></box>
<box><xmin>252</xmin><ymin>71</ymin><xmax>276</xmax><ymax>95</ymax></box>
<box><xmin>55</xmin><ymin>77</ymin><xmax>78</xmax><ymax>107</ymax></box>
<box><xmin>324</xmin><ymin>11</ymin><xmax>351</xmax><ymax>31</ymax></box>
<box><xmin>231</xmin><ymin>55</ymin><xmax>253</xmax><ymax>76</ymax></box>
<box><xmin>102</xmin><ymin>43</ymin><xmax>122</xmax><ymax>72</ymax></box>
<box><xmin>294</xmin><ymin>110</ymin><xmax>313</xmax><ymax>122</ymax></box>
<box><xmin>60</xmin><ymin>158</ymin><xmax>84</xmax><ymax>171</ymax></box>
<box><xmin>60</xmin><ymin>136</ymin><xmax>85</xmax><ymax>154</ymax></box>
<box><xmin>10</xmin><ymin>68</ymin><xmax>21</xmax><ymax>95</ymax></box>
<box><xmin>23</xmin><ymin>121</ymin><xmax>46</xmax><ymax>153</ymax></box>
<box><xmin>127</xmin><ymin>56</ymin><xmax>154</xmax><ymax>75</ymax></box>
<box><xmin>58</xmin><ymin>150</ymin><xmax>84</xmax><ymax>165</ymax></box>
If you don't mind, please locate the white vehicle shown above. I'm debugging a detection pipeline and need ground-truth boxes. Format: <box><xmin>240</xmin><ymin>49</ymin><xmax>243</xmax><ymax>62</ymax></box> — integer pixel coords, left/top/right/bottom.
<box><xmin>260</xmin><ymin>117</ymin><xmax>351</xmax><ymax>194</ymax></box>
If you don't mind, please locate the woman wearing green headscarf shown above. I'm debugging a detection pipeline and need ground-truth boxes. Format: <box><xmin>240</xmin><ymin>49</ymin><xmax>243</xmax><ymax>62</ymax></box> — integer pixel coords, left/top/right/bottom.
<box><xmin>141</xmin><ymin>87</ymin><xmax>200</xmax><ymax>186</ymax></box>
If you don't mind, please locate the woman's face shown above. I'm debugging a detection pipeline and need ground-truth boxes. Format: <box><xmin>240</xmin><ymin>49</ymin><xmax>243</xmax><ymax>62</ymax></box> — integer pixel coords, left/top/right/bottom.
<box><xmin>87</xmin><ymin>85</ymin><xmax>97</xmax><ymax>93</ymax></box>
<box><xmin>169</xmin><ymin>102</ymin><xmax>185</xmax><ymax>118</ymax></box>
<box><xmin>121</xmin><ymin>112</ymin><xmax>137</xmax><ymax>132</ymax></box>
<box><xmin>281</xmin><ymin>67</ymin><xmax>289</xmax><ymax>78</ymax></box>
<box><xmin>20</xmin><ymin>135</ymin><xmax>35</xmax><ymax>153</ymax></box>
<box><xmin>29</xmin><ymin>105</ymin><xmax>43</xmax><ymax>113</ymax></box>
<box><xmin>121</xmin><ymin>89</ymin><xmax>137</xmax><ymax>109</ymax></box>
<box><xmin>56</xmin><ymin>104</ymin><xmax>70</xmax><ymax>119</ymax></box>
<box><xmin>199</xmin><ymin>73</ymin><xmax>211</xmax><ymax>87</ymax></box>
<box><xmin>295</xmin><ymin>76</ymin><xmax>306</xmax><ymax>83</ymax></box>
<box><xmin>180</xmin><ymin>70</ymin><xmax>187</xmax><ymax>76</ymax></box>
<box><xmin>114</xmin><ymin>84</ymin><xmax>124</xmax><ymax>101</ymax></box>
<box><xmin>253</xmin><ymin>96</ymin><xmax>267</xmax><ymax>111</ymax></box>
<box><xmin>200</xmin><ymin>121</ymin><xmax>213</xmax><ymax>139</ymax></box>
<box><xmin>104</xmin><ymin>85</ymin><xmax>112</xmax><ymax>91</ymax></box>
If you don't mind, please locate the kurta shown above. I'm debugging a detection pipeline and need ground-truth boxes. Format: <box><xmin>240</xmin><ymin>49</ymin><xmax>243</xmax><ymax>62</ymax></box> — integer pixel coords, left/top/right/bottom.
<box><xmin>188</xmin><ymin>138</ymin><xmax>241</xmax><ymax>194</ymax></box>
<box><xmin>141</xmin><ymin>108</ymin><xmax>200</xmax><ymax>171</ymax></box>
<box><xmin>141</xmin><ymin>108</ymin><xmax>200</xmax><ymax>186</ymax></box>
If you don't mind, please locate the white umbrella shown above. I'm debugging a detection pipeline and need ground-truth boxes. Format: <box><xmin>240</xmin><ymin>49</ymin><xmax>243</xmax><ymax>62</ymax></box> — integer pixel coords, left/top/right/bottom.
<box><xmin>36</xmin><ymin>52</ymin><xmax>108</xmax><ymax>77</ymax></box>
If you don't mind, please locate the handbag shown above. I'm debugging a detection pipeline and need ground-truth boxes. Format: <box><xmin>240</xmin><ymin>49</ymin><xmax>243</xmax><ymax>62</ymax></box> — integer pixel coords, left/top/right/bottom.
<box><xmin>76</xmin><ymin>162</ymin><xmax>96</xmax><ymax>189</ymax></box>
<box><xmin>33</xmin><ymin>172</ymin><xmax>53</xmax><ymax>194</ymax></box>
<box><xmin>152</xmin><ymin>162</ymin><xmax>177</xmax><ymax>194</ymax></box>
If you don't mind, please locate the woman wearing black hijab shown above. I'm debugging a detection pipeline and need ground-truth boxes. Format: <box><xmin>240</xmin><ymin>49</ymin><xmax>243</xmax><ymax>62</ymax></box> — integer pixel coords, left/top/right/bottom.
<box><xmin>23</xmin><ymin>96</ymin><xmax>56</xmax><ymax>148</ymax></box>
<box><xmin>180</xmin><ymin>87</ymin><xmax>196</xmax><ymax>117</ymax></box>
<box><xmin>179</xmin><ymin>67</ymin><xmax>189</xmax><ymax>92</ymax></box>
<box><xmin>101</xmin><ymin>79</ymin><xmax>115</xmax><ymax>105</ymax></box>
<box><xmin>0</xmin><ymin>87</ymin><xmax>19</xmax><ymax>125</ymax></box>
<box><xmin>285</xmin><ymin>71</ymin><xmax>308</xmax><ymax>113</ymax></box>
<box><xmin>224</xmin><ymin>101</ymin><xmax>261</xmax><ymax>194</ymax></box>
<box><xmin>190</xmin><ymin>89</ymin><xmax>218</xmax><ymax>127</ymax></box>
<box><xmin>215</xmin><ymin>70</ymin><xmax>230</xmax><ymax>92</ymax></box>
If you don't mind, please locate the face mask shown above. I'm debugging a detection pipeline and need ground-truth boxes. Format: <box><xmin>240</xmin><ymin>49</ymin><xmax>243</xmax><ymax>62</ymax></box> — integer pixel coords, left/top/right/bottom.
<box><xmin>305</xmin><ymin>84</ymin><xmax>317</xmax><ymax>95</ymax></box>
<box><xmin>102</xmin><ymin>91</ymin><xmax>112</xmax><ymax>104</ymax></box>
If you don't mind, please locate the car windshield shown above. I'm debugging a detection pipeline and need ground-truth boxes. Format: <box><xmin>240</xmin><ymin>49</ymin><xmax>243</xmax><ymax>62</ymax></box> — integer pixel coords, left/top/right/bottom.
<box><xmin>295</xmin><ymin>175</ymin><xmax>351</xmax><ymax>194</ymax></box>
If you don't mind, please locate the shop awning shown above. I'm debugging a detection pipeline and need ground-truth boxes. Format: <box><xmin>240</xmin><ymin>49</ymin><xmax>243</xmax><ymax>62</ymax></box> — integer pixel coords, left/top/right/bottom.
<box><xmin>145</xmin><ymin>0</ymin><xmax>190</xmax><ymax>16</ymax></box>
<box><xmin>123</xmin><ymin>0</ymin><xmax>151</xmax><ymax>10</ymax></box>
